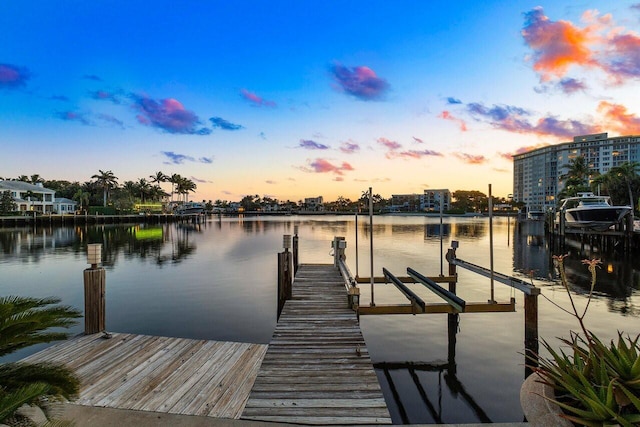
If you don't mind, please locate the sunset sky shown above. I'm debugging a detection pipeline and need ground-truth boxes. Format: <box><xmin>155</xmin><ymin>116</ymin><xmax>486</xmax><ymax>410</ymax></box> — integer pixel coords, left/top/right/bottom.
<box><xmin>2</xmin><ymin>1</ymin><xmax>640</xmax><ymax>202</ymax></box>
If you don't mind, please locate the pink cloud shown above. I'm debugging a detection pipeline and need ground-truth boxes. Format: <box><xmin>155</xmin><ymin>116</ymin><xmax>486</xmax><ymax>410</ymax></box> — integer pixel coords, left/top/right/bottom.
<box><xmin>0</xmin><ymin>63</ymin><xmax>30</xmax><ymax>88</ymax></box>
<box><xmin>397</xmin><ymin>149</ymin><xmax>443</xmax><ymax>159</ymax></box>
<box><xmin>339</xmin><ymin>140</ymin><xmax>360</xmax><ymax>154</ymax></box>
<box><xmin>454</xmin><ymin>153</ymin><xmax>488</xmax><ymax>165</ymax></box>
<box><xmin>303</xmin><ymin>158</ymin><xmax>354</xmax><ymax>176</ymax></box>
<box><xmin>377</xmin><ymin>137</ymin><xmax>402</xmax><ymax>152</ymax></box>
<box><xmin>412</xmin><ymin>136</ymin><xmax>424</xmax><ymax>143</ymax></box>
<box><xmin>330</xmin><ymin>63</ymin><xmax>389</xmax><ymax>101</ymax></box>
<box><xmin>438</xmin><ymin>110</ymin><xmax>468</xmax><ymax>131</ymax></box>
<box><xmin>240</xmin><ymin>89</ymin><xmax>276</xmax><ymax>107</ymax></box>
<box><xmin>132</xmin><ymin>94</ymin><xmax>210</xmax><ymax>135</ymax></box>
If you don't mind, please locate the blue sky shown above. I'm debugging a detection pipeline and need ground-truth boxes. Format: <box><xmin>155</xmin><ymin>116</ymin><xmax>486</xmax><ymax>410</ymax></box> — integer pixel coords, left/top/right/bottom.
<box><xmin>2</xmin><ymin>1</ymin><xmax>640</xmax><ymax>202</ymax></box>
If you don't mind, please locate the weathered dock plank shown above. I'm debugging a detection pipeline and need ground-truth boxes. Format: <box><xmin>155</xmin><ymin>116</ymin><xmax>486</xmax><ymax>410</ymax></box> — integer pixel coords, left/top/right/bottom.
<box><xmin>21</xmin><ymin>333</ymin><xmax>267</xmax><ymax>419</ymax></box>
<box><xmin>242</xmin><ymin>263</ymin><xmax>392</xmax><ymax>425</ymax></box>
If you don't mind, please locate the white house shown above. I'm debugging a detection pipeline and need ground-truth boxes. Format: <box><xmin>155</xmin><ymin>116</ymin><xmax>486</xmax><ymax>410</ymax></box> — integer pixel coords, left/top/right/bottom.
<box><xmin>0</xmin><ymin>180</ymin><xmax>56</xmax><ymax>213</ymax></box>
<box><xmin>304</xmin><ymin>196</ymin><xmax>324</xmax><ymax>211</ymax></box>
<box><xmin>53</xmin><ymin>197</ymin><xmax>78</xmax><ymax>214</ymax></box>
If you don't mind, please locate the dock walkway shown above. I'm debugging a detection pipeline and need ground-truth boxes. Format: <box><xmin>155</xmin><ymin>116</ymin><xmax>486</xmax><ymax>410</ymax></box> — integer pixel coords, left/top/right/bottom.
<box><xmin>242</xmin><ymin>263</ymin><xmax>392</xmax><ymax>425</ymax></box>
<box><xmin>22</xmin><ymin>333</ymin><xmax>267</xmax><ymax>419</ymax></box>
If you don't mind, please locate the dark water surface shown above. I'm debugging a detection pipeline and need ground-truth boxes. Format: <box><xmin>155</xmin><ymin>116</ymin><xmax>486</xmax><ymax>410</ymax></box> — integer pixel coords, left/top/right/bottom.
<box><xmin>1</xmin><ymin>215</ymin><xmax>639</xmax><ymax>424</ymax></box>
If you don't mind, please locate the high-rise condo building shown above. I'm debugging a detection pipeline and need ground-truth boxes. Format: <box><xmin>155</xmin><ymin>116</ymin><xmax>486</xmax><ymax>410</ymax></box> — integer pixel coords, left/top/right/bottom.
<box><xmin>513</xmin><ymin>133</ymin><xmax>640</xmax><ymax>214</ymax></box>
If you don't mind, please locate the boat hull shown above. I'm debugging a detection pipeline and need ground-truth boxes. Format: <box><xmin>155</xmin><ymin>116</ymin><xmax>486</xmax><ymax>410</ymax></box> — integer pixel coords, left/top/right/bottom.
<box><xmin>564</xmin><ymin>206</ymin><xmax>631</xmax><ymax>231</ymax></box>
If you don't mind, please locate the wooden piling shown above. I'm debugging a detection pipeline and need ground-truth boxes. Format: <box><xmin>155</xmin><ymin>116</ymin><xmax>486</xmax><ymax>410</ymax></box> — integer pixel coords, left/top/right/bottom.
<box><xmin>277</xmin><ymin>250</ymin><xmax>292</xmax><ymax>319</ymax></box>
<box><xmin>524</xmin><ymin>292</ymin><xmax>539</xmax><ymax>376</ymax></box>
<box><xmin>293</xmin><ymin>233</ymin><xmax>299</xmax><ymax>274</ymax></box>
<box><xmin>83</xmin><ymin>268</ymin><xmax>106</xmax><ymax>334</ymax></box>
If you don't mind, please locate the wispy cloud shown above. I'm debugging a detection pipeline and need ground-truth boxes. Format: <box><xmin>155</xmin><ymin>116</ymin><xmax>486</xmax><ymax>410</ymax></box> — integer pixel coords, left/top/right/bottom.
<box><xmin>299</xmin><ymin>139</ymin><xmax>330</xmax><ymax>150</ymax></box>
<box><xmin>446</xmin><ymin>97</ymin><xmax>462</xmax><ymax>105</ymax></box>
<box><xmin>90</xmin><ymin>90</ymin><xmax>121</xmax><ymax>104</ymax></box>
<box><xmin>49</xmin><ymin>95</ymin><xmax>70</xmax><ymax>102</ymax></box>
<box><xmin>453</xmin><ymin>153</ymin><xmax>488</xmax><ymax>165</ymax></box>
<box><xmin>558</xmin><ymin>77</ymin><xmax>587</xmax><ymax>93</ymax></box>
<box><xmin>83</xmin><ymin>74</ymin><xmax>102</xmax><ymax>81</ymax></box>
<box><xmin>161</xmin><ymin>152</ymin><xmax>214</xmax><ymax>165</ymax></box>
<box><xmin>190</xmin><ymin>176</ymin><xmax>212</xmax><ymax>183</ymax></box>
<box><xmin>438</xmin><ymin>110</ymin><xmax>468</xmax><ymax>131</ymax></box>
<box><xmin>339</xmin><ymin>140</ymin><xmax>360</xmax><ymax>154</ymax></box>
<box><xmin>265</xmin><ymin>180</ymin><xmax>276</xmax><ymax>185</ymax></box>
<box><xmin>330</xmin><ymin>63</ymin><xmax>389</xmax><ymax>101</ymax></box>
<box><xmin>467</xmin><ymin>101</ymin><xmax>598</xmax><ymax>138</ymax></box>
<box><xmin>522</xmin><ymin>7</ymin><xmax>640</xmax><ymax>84</ymax></box>
<box><xmin>209</xmin><ymin>117</ymin><xmax>244</xmax><ymax>130</ymax></box>
<box><xmin>161</xmin><ymin>151</ymin><xmax>194</xmax><ymax>164</ymax></box>
<box><xmin>132</xmin><ymin>94</ymin><xmax>210</xmax><ymax>135</ymax></box>
<box><xmin>259</xmin><ymin>132</ymin><xmax>267</xmax><ymax>140</ymax></box>
<box><xmin>240</xmin><ymin>89</ymin><xmax>276</xmax><ymax>107</ymax></box>
<box><xmin>396</xmin><ymin>149</ymin><xmax>443</xmax><ymax>159</ymax></box>
<box><xmin>55</xmin><ymin>111</ymin><xmax>92</xmax><ymax>126</ymax></box>
<box><xmin>377</xmin><ymin>137</ymin><xmax>402</xmax><ymax>152</ymax></box>
<box><xmin>97</xmin><ymin>113</ymin><xmax>124</xmax><ymax>128</ymax></box>
<box><xmin>412</xmin><ymin>136</ymin><xmax>424</xmax><ymax>144</ymax></box>
<box><xmin>300</xmin><ymin>158</ymin><xmax>354</xmax><ymax>176</ymax></box>
<box><xmin>0</xmin><ymin>63</ymin><xmax>31</xmax><ymax>89</ymax></box>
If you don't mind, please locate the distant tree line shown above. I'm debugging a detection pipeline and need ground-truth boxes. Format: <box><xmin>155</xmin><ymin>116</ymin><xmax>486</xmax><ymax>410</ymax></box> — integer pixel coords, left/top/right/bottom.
<box><xmin>1</xmin><ymin>171</ymin><xmax>533</xmax><ymax>215</ymax></box>
<box><xmin>0</xmin><ymin>171</ymin><xmax>197</xmax><ymax>213</ymax></box>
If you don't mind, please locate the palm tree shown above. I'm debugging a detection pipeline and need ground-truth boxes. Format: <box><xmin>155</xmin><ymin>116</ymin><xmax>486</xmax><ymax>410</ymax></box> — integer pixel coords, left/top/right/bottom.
<box><xmin>137</xmin><ymin>178</ymin><xmax>151</xmax><ymax>203</ymax></box>
<box><xmin>149</xmin><ymin>171</ymin><xmax>168</xmax><ymax>187</ymax></box>
<box><xmin>72</xmin><ymin>189</ymin><xmax>90</xmax><ymax>213</ymax></box>
<box><xmin>168</xmin><ymin>174</ymin><xmax>182</xmax><ymax>203</ymax></box>
<box><xmin>558</xmin><ymin>156</ymin><xmax>592</xmax><ymax>200</ymax></box>
<box><xmin>175</xmin><ymin>177</ymin><xmax>196</xmax><ymax>202</ymax></box>
<box><xmin>0</xmin><ymin>296</ymin><xmax>81</xmax><ymax>422</ymax></box>
<box><xmin>91</xmin><ymin>170</ymin><xmax>118</xmax><ymax>207</ymax></box>
<box><xmin>609</xmin><ymin>161</ymin><xmax>640</xmax><ymax>214</ymax></box>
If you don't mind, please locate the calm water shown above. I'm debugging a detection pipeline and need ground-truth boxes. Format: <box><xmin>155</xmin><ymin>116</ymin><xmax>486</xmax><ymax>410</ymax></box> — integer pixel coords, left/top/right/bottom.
<box><xmin>1</xmin><ymin>215</ymin><xmax>639</xmax><ymax>424</ymax></box>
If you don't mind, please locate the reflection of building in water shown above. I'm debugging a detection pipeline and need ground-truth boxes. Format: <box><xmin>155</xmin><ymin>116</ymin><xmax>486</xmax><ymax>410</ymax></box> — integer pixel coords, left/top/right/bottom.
<box><xmin>0</xmin><ymin>226</ymin><xmax>77</xmax><ymax>256</ymax></box>
<box><xmin>512</xmin><ymin>220</ymin><xmax>550</xmax><ymax>279</ymax></box>
<box><xmin>424</xmin><ymin>223</ymin><xmax>451</xmax><ymax>239</ymax></box>
<box><xmin>390</xmin><ymin>190</ymin><xmax>451</xmax><ymax>212</ymax></box>
<box><xmin>450</xmin><ymin>222</ymin><xmax>485</xmax><ymax>239</ymax></box>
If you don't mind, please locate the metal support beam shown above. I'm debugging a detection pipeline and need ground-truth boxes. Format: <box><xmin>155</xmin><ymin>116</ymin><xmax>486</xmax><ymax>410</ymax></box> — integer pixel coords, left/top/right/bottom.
<box><xmin>451</xmin><ymin>257</ymin><xmax>540</xmax><ymax>296</ymax></box>
<box><xmin>382</xmin><ymin>268</ymin><xmax>426</xmax><ymax>313</ymax></box>
<box><xmin>407</xmin><ymin>267</ymin><xmax>466</xmax><ymax>312</ymax></box>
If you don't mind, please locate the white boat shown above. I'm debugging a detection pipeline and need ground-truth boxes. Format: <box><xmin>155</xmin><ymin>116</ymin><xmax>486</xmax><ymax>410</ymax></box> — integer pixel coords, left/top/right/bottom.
<box><xmin>173</xmin><ymin>202</ymin><xmax>206</xmax><ymax>215</ymax></box>
<box><xmin>557</xmin><ymin>192</ymin><xmax>632</xmax><ymax>231</ymax></box>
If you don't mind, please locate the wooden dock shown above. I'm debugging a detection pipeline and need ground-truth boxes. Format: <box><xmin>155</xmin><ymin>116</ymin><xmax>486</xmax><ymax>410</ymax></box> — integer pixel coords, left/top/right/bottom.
<box><xmin>242</xmin><ymin>263</ymin><xmax>392</xmax><ymax>425</ymax></box>
<box><xmin>21</xmin><ymin>333</ymin><xmax>267</xmax><ymax>419</ymax></box>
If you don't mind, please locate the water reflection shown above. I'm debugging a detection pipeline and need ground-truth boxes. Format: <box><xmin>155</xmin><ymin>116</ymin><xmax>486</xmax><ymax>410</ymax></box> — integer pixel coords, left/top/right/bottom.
<box><xmin>375</xmin><ymin>314</ymin><xmax>492</xmax><ymax>424</ymax></box>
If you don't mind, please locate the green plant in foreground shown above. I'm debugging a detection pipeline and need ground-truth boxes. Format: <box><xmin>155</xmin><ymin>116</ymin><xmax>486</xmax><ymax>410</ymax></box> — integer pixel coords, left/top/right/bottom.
<box><xmin>0</xmin><ymin>296</ymin><xmax>81</xmax><ymax>423</ymax></box>
<box><xmin>533</xmin><ymin>255</ymin><xmax>640</xmax><ymax>426</ymax></box>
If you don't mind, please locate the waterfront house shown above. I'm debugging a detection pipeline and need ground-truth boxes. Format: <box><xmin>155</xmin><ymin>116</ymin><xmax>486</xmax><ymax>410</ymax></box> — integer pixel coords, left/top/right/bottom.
<box><xmin>0</xmin><ymin>180</ymin><xmax>56</xmax><ymax>213</ymax></box>
<box><xmin>53</xmin><ymin>197</ymin><xmax>78</xmax><ymax>214</ymax></box>
<box><xmin>304</xmin><ymin>196</ymin><xmax>324</xmax><ymax>212</ymax></box>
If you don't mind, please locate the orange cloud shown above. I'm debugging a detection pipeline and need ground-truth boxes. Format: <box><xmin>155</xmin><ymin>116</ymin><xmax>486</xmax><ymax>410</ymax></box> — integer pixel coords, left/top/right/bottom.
<box><xmin>597</xmin><ymin>101</ymin><xmax>640</xmax><ymax>134</ymax></box>
<box><xmin>522</xmin><ymin>7</ymin><xmax>598</xmax><ymax>81</ymax></box>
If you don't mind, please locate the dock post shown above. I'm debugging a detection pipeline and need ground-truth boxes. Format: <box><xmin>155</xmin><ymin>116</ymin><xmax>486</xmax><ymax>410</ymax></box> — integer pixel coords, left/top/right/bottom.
<box><xmin>293</xmin><ymin>225</ymin><xmax>299</xmax><ymax>275</ymax></box>
<box><xmin>84</xmin><ymin>243</ymin><xmax>106</xmax><ymax>334</ymax></box>
<box><xmin>333</xmin><ymin>236</ymin><xmax>346</xmax><ymax>267</ymax></box>
<box><xmin>277</xmin><ymin>235</ymin><xmax>293</xmax><ymax>319</ymax></box>
<box><xmin>524</xmin><ymin>290</ymin><xmax>540</xmax><ymax>377</ymax></box>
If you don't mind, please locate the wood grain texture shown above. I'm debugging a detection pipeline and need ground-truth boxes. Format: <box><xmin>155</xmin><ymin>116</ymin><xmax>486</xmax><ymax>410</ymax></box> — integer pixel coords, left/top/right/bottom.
<box><xmin>242</xmin><ymin>263</ymin><xmax>392</xmax><ymax>425</ymax></box>
<box><xmin>22</xmin><ymin>334</ymin><xmax>267</xmax><ymax>419</ymax></box>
